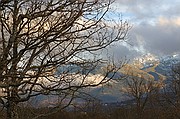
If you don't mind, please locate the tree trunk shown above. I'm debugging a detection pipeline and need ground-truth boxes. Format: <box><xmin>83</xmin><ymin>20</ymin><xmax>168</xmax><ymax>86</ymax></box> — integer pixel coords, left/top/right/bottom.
<box><xmin>136</xmin><ymin>99</ymin><xmax>142</xmax><ymax>119</ymax></box>
<box><xmin>6</xmin><ymin>88</ymin><xmax>19</xmax><ymax>119</ymax></box>
<box><xmin>6</xmin><ymin>100</ymin><xmax>18</xmax><ymax>119</ymax></box>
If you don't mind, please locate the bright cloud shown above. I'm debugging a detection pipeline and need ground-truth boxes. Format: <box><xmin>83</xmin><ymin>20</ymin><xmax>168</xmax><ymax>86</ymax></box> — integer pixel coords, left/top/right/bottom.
<box><xmin>158</xmin><ymin>16</ymin><xmax>180</xmax><ymax>26</ymax></box>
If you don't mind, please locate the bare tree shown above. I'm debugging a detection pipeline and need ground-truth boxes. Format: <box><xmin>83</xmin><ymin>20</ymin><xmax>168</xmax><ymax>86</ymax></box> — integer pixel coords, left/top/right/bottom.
<box><xmin>162</xmin><ymin>63</ymin><xmax>180</xmax><ymax>118</ymax></box>
<box><xmin>122</xmin><ymin>73</ymin><xmax>162</xmax><ymax>119</ymax></box>
<box><xmin>0</xmin><ymin>0</ymin><xmax>129</xmax><ymax>118</ymax></box>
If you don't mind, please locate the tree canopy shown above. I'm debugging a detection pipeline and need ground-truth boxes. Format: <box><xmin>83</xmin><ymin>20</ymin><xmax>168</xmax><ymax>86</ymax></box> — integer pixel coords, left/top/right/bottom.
<box><xmin>0</xmin><ymin>0</ymin><xmax>129</xmax><ymax>118</ymax></box>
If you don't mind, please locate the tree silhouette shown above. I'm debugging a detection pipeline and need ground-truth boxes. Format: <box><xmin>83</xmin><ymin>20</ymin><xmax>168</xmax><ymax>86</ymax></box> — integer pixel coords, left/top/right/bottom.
<box><xmin>122</xmin><ymin>73</ymin><xmax>162</xmax><ymax>119</ymax></box>
<box><xmin>0</xmin><ymin>0</ymin><xmax>129</xmax><ymax>118</ymax></box>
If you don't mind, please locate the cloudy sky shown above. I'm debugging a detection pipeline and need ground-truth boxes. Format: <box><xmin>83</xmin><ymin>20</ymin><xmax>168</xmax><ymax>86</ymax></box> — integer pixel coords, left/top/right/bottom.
<box><xmin>107</xmin><ymin>0</ymin><xmax>180</xmax><ymax>60</ymax></box>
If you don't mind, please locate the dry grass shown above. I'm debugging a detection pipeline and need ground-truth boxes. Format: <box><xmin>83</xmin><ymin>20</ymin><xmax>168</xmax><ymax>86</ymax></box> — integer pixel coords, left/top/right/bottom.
<box><xmin>0</xmin><ymin>105</ymin><xmax>179</xmax><ymax>119</ymax></box>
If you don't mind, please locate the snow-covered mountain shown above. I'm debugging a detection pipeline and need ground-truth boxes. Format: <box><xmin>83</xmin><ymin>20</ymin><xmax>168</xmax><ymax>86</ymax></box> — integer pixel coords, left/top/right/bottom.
<box><xmin>155</xmin><ymin>54</ymin><xmax>180</xmax><ymax>76</ymax></box>
<box><xmin>92</xmin><ymin>53</ymin><xmax>180</xmax><ymax>103</ymax></box>
<box><xmin>31</xmin><ymin>54</ymin><xmax>180</xmax><ymax>106</ymax></box>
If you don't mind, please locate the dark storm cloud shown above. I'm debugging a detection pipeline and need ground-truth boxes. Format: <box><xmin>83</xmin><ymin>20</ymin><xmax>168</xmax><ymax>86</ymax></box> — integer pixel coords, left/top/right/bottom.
<box><xmin>107</xmin><ymin>43</ymin><xmax>140</xmax><ymax>60</ymax></box>
<box><xmin>132</xmin><ymin>23</ymin><xmax>180</xmax><ymax>56</ymax></box>
<box><xmin>108</xmin><ymin>0</ymin><xmax>180</xmax><ymax>59</ymax></box>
